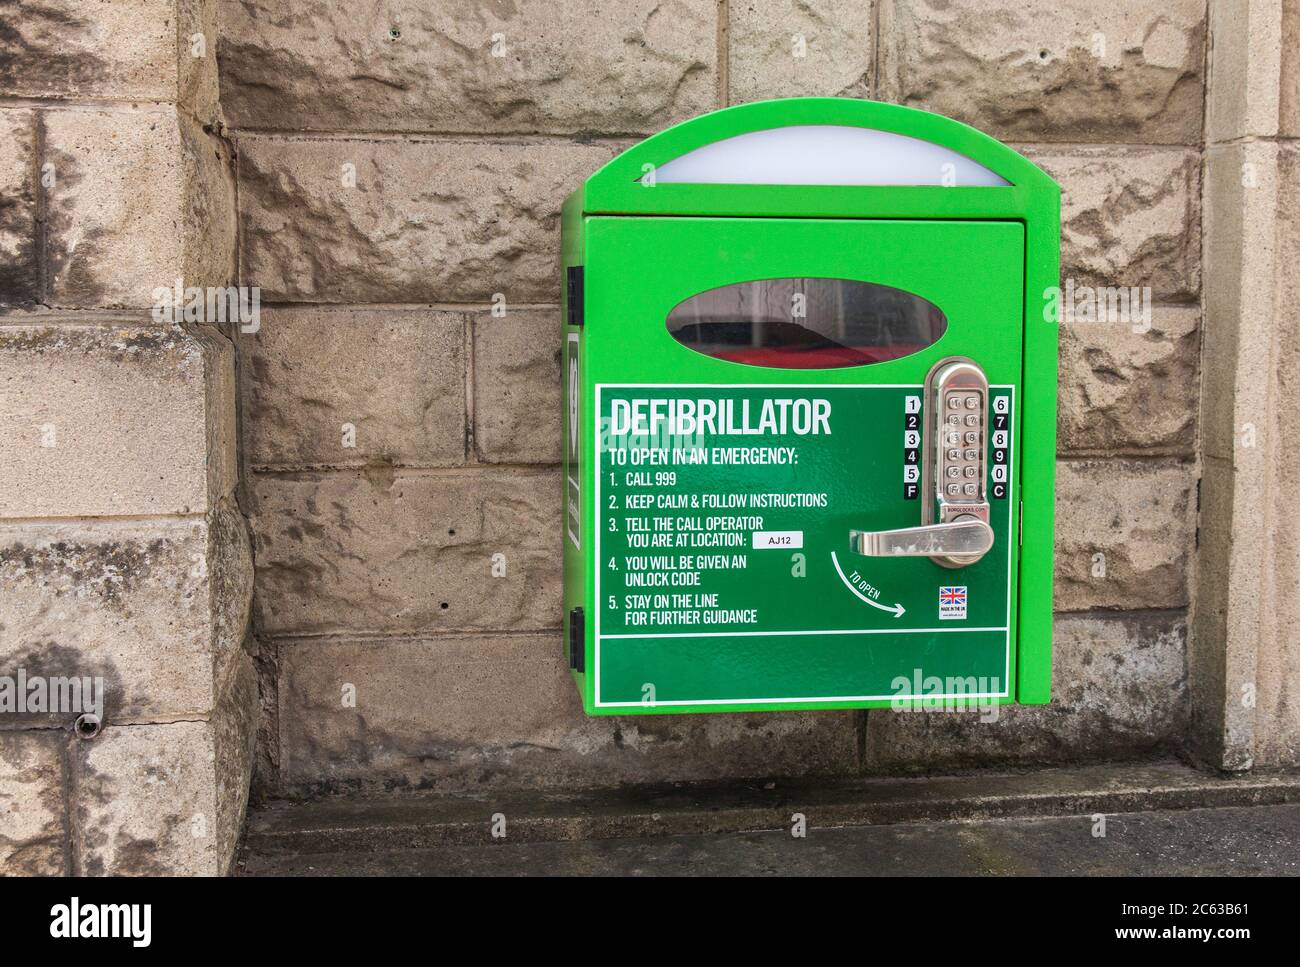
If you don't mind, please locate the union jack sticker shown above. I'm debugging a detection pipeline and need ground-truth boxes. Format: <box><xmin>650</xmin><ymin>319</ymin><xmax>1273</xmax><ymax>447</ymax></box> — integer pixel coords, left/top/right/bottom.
<box><xmin>938</xmin><ymin>586</ymin><xmax>967</xmax><ymax>620</ymax></box>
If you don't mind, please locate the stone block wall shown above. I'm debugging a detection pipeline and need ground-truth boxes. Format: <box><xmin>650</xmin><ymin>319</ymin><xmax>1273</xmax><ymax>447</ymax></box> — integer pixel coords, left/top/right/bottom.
<box><xmin>1193</xmin><ymin>0</ymin><xmax>1300</xmax><ymax>770</ymax></box>
<box><xmin>216</xmin><ymin>0</ymin><xmax>1209</xmax><ymax>798</ymax></box>
<box><xmin>0</xmin><ymin>3</ymin><xmax>254</xmax><ymax>873</ymax></box>
<box><xmin>9</xmin><ymin>0</ymin><xmax>1297</xmax><ymax>877</ymax></box>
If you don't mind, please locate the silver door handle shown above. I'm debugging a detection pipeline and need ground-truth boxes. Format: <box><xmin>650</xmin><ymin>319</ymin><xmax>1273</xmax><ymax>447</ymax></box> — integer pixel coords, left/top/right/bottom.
<box><xmin>849</xmin><ymin>517</ymin><xmax>994</xmax><ymax>559</ymax></box>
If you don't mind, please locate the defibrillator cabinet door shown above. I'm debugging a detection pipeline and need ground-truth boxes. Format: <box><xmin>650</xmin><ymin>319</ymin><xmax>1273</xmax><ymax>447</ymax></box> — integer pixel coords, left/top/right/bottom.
<box><xmin>582</xmin><ymin>215</ymin><xmax>1024</xmax><ymax>712</ymax></box>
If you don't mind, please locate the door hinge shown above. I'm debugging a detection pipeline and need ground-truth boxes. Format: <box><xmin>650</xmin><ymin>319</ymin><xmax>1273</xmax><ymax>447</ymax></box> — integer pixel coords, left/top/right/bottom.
<box><xmin>568</xmin><ymin>607</ymin><xmax>585</xmax><ymax>672</ymax></box>
<box><xmin>566</xmin><ymin>265</ymin><xmax>584</xmax><ymax>328</ymax></box>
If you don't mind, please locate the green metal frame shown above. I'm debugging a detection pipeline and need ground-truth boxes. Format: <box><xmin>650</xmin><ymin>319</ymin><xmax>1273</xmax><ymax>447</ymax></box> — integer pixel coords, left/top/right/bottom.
<box><xmin>562</xmin><ymin>97</ymin><xmax>1059</xmax><ymax>714</ymax></box>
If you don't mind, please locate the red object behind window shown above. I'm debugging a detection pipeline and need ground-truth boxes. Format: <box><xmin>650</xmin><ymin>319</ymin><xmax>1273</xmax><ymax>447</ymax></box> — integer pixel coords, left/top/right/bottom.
<box><xmin>707</xmin><ymin>343</ymin><xmax>929</xmax><ymax>369</ymax></box>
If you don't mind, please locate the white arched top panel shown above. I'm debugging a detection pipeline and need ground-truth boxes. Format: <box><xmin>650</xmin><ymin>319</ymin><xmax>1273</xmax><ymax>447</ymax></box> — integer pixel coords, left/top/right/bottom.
<box><xmin>652</xmin><ymin>125</ymin><xmax>1011</xmax><ymax>187</ymax></box>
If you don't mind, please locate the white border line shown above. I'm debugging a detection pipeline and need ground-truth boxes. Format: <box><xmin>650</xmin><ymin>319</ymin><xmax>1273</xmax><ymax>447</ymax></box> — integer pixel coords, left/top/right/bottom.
<box><xmin>603</xmin><ymin>626</ymin><xmax>1007</xmax><ymax>639</ymax></box>
<box><xmin>594</xmin><ymin>382</ymin><xmax>1015</xmax><ymax>706</ymax></box>
<box><xmin>595</xmin><ymin>690</ymin><xmax>1009</xmax><ymax>708</ymax></box>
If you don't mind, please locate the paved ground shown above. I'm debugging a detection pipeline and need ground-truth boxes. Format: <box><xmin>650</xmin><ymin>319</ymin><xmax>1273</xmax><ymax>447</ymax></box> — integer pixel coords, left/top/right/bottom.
<box><xmin>240</xmin><ymin>761</ymin><xmax>1300</xmax><ymax>876</ymax></box>
<box><xmin>243</xmin><ymin>802</ymin><xmax>1300</xmax><ymax>876</ymax></box>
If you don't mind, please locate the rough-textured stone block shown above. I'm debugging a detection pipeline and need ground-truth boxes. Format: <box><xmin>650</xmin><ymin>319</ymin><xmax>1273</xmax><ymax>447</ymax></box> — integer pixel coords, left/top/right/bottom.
<box><xmin>43</xmin><ymin>110</ymin><xmax>234</xmax><ymax>308</ymax></box>
<box><xmin>729</xmin><ymin>0</ymin><xmax>873</xmax><ymax>103</ymax></box>
<box><xmin>474</xmin><ymin>310</ymin><xmax>560</xmax><ymax>464</ymax></box>
<box><xmin>864</xmin><ymin>612</ymin><xmax>1188</xmax><ymax>768</ymax></box>
<box><xmin>75</xmin><ymin>721</ymin><xmax>213</xmax><ymax>875</ymax></box>
<box><xmin>178</xmin><ymin>0</ymin><xmax>223</xmax><ymax>123</ymax></box>
<box><xmin>1027</xmin><ymin>146</ymin><xmax>1201</xmax><ymax>303</ymax></box>
<box><xmin>211</xmin><ymin>652</ymin><xmax>257</xmax><ymax>867</ymax></box>
<box><xmin>0</xmin><ymin>109</ymin><xmax>39</xmax><ymax>307</ymax></box>
<box><xmin>249</xmin><ymin>469</ymin><xmax>560</xmax><ymax>636</ymax></box>
<box><xmin>207</xmin><ymin>501</ymin><xmax>257</xmax><ymax>699</ymax></box>
<box><xmin>238</xmin><ymin>137</ymin><xmax>616</xmax><ymax>304</ymax></box>
<box><xmin>218</xmin><ymin>0</ymin><xmax>715</xmax><ymax>135</ymax></box>
<box><xmin>276</xmin><ymin>635</ymin><xmax>859</xmax><ymax>793</ymax></box>
<box><xmin>0</xmin><ymin>732</ymin><xmax>67</xmax><ymax>876</ymax></box>
<box><xmin>1200</xmin><ymin>140</ymin><xmax>1279</xmax><ymax>465</ymax></box>
<box><xmin>879</xmin><ymin>0</ymin><xmax>1205</xmax><ymax>144</ymax></box>
<box><xmin>1254</xmin><ymin>142</ymin><xmax>1300</xmax><ymax>767</ymax></box>
<box><xmin>44</xmin><ymin>109</ymin><xmax>184</xmax><ymax>308</ymax></box>
<box><xmin>1058</xmin><ymin>307</ymin><xmax>1199</xmax><ymax>455</ymax></box>
<box><xmin>240</xmin><ymin>308</ymin><xmax>466</xmax><ymax>469</ymax></box>
<box><xmin>0</xmin><ymin>323</ymin><xmax>236</xmax><ymax>517</ymax></box>
<box><xmin>197</xmin><ymin>323</ymin><xmax>240</xmax><ymax>505</ymax></box>
<box><xmin>0</xmin><ymin>506</ymin><xmax>252</xmax><ymax>722</ymax></box>
<box><xmin>0</xmin><ymin>0</ymin><xmax>177</xmax><ymax>101</ymax></box>
<box><xmin>181</xmin><ymin>119</ymin><xmax>238</xmax><ymax>292</ymax></box>
<box><xmin>1206</xmin><ymin>0</ymin><xmax>1290</xmax><ymax>143</ymax></box>
<box><xmin>73</xmin><ymin>653</ymin><xmax>254</xmax><ymax>876</ymax></box>
<box><xmin>1054</xmin><ymin>459</ymin><xmax>1196</xmax><ymax>612</ymax></box>
<box><xmin>1284</xmin><ymin>0</ymin><xmax>1300</xmax><ymax>138</ymax></box>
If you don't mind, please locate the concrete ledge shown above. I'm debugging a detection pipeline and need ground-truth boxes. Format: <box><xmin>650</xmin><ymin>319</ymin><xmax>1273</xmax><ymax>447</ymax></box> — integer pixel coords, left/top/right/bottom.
<box><xmin>243</xmin><ymin>760</ymin><xmax>1300</xmax><ymax>856</ymax></box>
<box><xmin>241</xmin><ymin>803</ymin><xmax>1300</xmax><ymax>876</ymax></box>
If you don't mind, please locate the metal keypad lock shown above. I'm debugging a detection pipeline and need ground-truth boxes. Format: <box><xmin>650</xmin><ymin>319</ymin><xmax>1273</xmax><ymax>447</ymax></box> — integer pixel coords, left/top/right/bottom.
<box><xmin>850</xmin><ymin>356</ymin><xmax>995</xmax><ymax>568</ymax></box>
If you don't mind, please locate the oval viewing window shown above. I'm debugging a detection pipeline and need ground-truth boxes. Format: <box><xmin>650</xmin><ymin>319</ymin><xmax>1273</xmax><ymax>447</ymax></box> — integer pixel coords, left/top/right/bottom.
<box><xmin>666</xmin><ymin>278</ymin><xmax>947</xmax><ymax>369</ymax></box>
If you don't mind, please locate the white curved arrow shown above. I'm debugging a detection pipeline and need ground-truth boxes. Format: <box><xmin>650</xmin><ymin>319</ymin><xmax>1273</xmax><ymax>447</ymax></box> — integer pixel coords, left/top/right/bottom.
<box><xmin>831</xmin><ymin>551</ymin><xmax>906</xmax><ymax>618</ymax></box>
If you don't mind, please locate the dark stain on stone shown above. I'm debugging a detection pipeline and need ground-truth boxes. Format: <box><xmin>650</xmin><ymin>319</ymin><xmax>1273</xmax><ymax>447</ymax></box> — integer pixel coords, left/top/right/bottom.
<box><xmin>0</xmin><ymin>731</ymin><xmax>67</xmax><ymax>873</ymax></box>
<box><xmin>111</xmin><ymin>327</ymin><xmax>174</xmax><ymax>354</ymax></box>
<box><xmin>250</xmin><ymin>637</ymin><xmax>282</xmax><ymax>804</ymax></box>
<box><xmin>1</xmin><ymin>641</ymin><xmax>125</xmax><ymax>725</ymax></box>
<box><xmin>1</xmin><ymin>535</ymin><xmax>164</xmax><ymax>604</ymax></box>
<box><xmin>0</xmin><ymin>1</ymin><xmax>111</xmax><ymax>94</ymax></box>
<box><xmin>40</xmin><ymin>138</ymin><xmax>110</xmax><ymax>307</ymax></box>
<box><xmin>0</xmin><ymin>325</ymin><xmax>180</xmax><ymax>363</ymax></box>
<box><xmin>361</xmin><ymin>459</ymin><xmax>398</xmax><ymax>492</ymax></box>
<box><xmin>74</xmin><ymin>736</ymin><xmax>194</xmax><ymax>875</ymax></box>
<box><xmin>0</xmin><ymin>110</ymin><xmax>38</xmax><ymax>308</ymax></box>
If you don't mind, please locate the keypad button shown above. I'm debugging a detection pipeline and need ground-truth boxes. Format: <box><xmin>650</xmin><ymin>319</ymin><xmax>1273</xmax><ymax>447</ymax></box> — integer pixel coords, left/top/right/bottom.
<box><xmin>946</xmin><ymin>466</ymin><xmax>960</xmax><ymax>479</ymax></box>
<box><xmin>963</xmin><ymin>431</ymin><xmax>979</xmax><ymax>445</ymax></box>
<box><xmin>963</xmin><ymin>483</ymin><xmax>978</xmax><ymax>497</ymax></box>
<box><xmin>964</xmin><ymin>414</ymin><xmax>979</xmax><ymax>427</ymax></box>
<box><xmin>963</xmin><ymin>466</ymin><xmax>977</xmax><ymax>478</ymax></box>
<box><xmin>947</xmin><ymin>448</ymin><xmax>961</xmax><ymax>461</ymax></box>
<box><xmin>946</xmin><ymin>431</ymin><xmax>961</xmax><ymax>446</ymax></box>
<box><xmin>948</xmin><ymin>396</ymin><xmax>962</xmax><ymax>410</ymax></box>
<box><xmin>965</xmin><ymin>396</ymin><xmax>979</xmax><ymax>410</ymax></box>
<box><xmin>947</xmin><ymin>414</ymin><xmax>961</xmax><ymax>426</ymax></box>
<box><xmin>964</xmin><ymin>448</ymin><xmax>978</xmax><ymax>461</ymax></box>
<box><xmin>946</xmin><ymin>483</ymin><xmax>961</xmax><ymax>496</ymax></box>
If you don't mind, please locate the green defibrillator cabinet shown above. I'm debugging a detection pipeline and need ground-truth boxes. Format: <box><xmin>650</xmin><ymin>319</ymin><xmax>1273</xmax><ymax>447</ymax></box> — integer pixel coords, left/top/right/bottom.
<box><xmin>561</xmin><ymin>98</ymin><xmax>1060</xmax><ymax>715</ymax></box>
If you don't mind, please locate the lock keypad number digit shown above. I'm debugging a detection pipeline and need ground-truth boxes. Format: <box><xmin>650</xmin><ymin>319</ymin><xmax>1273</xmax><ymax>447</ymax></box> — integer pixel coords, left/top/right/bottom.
<box><xmin>903</xmin><ymin>394</ymin><xmax>922</xmax><ymax>500</ymax></box>
<box><xmin>989</xmin><ymin>393</ymin><xmax>1011</xmax><ymax>500</ymax></box>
